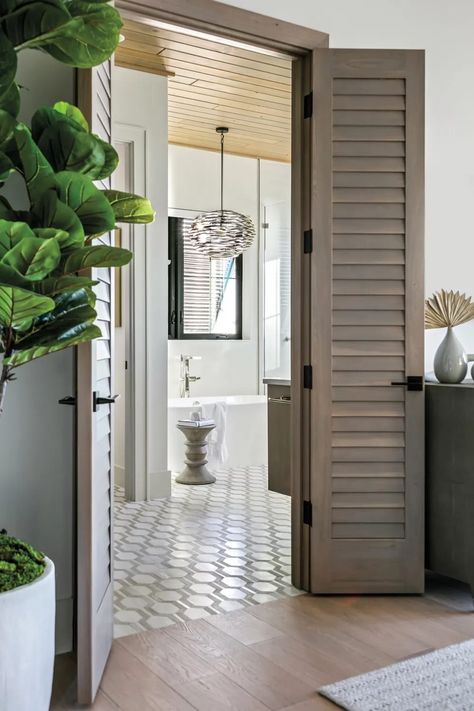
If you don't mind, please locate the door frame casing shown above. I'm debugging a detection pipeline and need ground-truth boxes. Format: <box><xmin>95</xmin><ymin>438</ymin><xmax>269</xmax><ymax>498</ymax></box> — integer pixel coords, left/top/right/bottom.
<box><xmin>114</xmin><ymin>0</ymin><xmax>329</xmax><ymax>590</ymax></box>
<box><xmin>113</xmin><ymin>124</ymin><xmax>148</xmax><ymax>501</ymax></box>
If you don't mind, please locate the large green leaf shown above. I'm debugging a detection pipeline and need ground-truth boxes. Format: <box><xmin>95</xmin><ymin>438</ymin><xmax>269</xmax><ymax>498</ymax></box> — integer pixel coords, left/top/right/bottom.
<box><xmin>52</xmin><ymin>101</ymin><xmax>88</xmax><ymax>131</ymax></box>
<box><xmin>0</xmin><ymin>81</ymin><xmax>20</xmax><ymax>119</ymax></box>
<box><xmin>0</xmin><ymin>151</ymin><xmax>14</xmax><ymax>181</ymax></box>
<box><xmin>0</xmin><ymin>197</ymin><xmax>16</xmax><ymax>220</ymax></box>
<box><xmin>102</xmin><ymin>190</ymin><xmax>156</xmax><ymax>224</ymax></box>
<box><xmin>33</xmin><ymin>227</ymin><xmax>69</xmax><ymax>243</ymax></box>
<box><xmin>6</xmin><ymin>322</ymin><xmax>101</xmax><ymax>366</ymax></box>
<box><xmin>51</xmin><ymin>103</ymin><xmax>118</xmax><ymax>179</ymax></box>
<box><xmin>63</xmin><ymin>244</ymin><xmax>132</xmax><ymax>273</ymax></box>
<box><xmin>32</xmin><ymin>104</ymin><xmax>117</xmax><ymax>179</ymax></box>
<box><xmin>31</xmin><ymin>189</ymin><xmax>84</xmax><ymax>247</ymax></box>
<box><xmin>54</xmin><ymin>171</ymin><xmax>115</xmax><ymax>235</ymax></box>
<box><xmin>0</xmin><ymin>30</ymin><xmax>16</xmax><ymax>104</ymax></box>
<box><xmin>38</xmin><ymin>1</ymin><xmax>122</xmax><ymax>68</ymax></box>
<box><xmin>0</xmin><ymin>109</ymin><xmax>17</xmax><ymax>150</ymax></box>
<box><xmin>14</xmin><ymin>123</ymin><xmax>55</xmax><ymax>202</ymax></box>
<box><xmin>0</xmin><ymin>220</ymin><xmax>36</xmax><ymax>259</ymax></box>
<box><xmin>16</xmin><ymin>287</ymin><xmax>96</xmax><ymax>347</ymax></box>
<box><xmin>38</xmin><ymin>119</ymin><xmax>106</xmax><ymax>175</ymax></box>
<box><xmin>0</xmin><ymin>285</ymin><xmax>54</xmax><ymax>327</ymax></box>
<box><xmin>2</xmin><ymin>237</ymin><xmax>60</xmax><ymax>280</ymax></box>
<box><xmin>0</xmin><ymin>261</ymin><xmax>35</xmax><ymax>289</ymax></box>
<box><xmin>0</xmin><ymin>0</ymin><xmax>71</xmax><ymax>51</ymax></box>
<box><xmin>39</xmin><ymin>274</ymin><xmax>97</xmax><ymax>295</ymax></box>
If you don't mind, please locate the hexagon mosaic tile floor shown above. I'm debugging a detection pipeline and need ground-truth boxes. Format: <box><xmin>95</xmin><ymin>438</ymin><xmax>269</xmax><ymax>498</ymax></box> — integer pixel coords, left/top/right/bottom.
<box><xmin>113</xmin><ymin>465</ymin><xmax>301</xmax><ymax>638</ymax></box>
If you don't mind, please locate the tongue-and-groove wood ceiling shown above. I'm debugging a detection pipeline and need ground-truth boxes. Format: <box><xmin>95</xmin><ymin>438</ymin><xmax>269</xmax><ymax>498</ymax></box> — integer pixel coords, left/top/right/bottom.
<box><xmin>115</xmin><ymin>19</ymin><xmax>292</xmax><ymax>162</ymax></box>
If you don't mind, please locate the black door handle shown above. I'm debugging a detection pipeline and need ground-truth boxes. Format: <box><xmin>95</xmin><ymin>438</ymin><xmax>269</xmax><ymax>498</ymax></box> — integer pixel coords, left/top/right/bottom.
<box><xmin>93</xmin><ymin>391</ymin><xmax>120</xmax><ymax>412</ymax></box>
<box><xmin>58</xmin><ymin>395</ymin><xmax>76</xmax><ymax>406</ymax></box>
<box><xmin>390</xmin><ymin>376</ymin><xmax>424</xmax><ymax>391</ymax></box>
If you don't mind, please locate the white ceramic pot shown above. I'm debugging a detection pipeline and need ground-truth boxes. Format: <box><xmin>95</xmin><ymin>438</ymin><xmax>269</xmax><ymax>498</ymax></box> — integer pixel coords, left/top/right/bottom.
<box><xmin>0</xmin><ymin>557</ymin><xmax>55</xmax><ymax>711</ymax></box>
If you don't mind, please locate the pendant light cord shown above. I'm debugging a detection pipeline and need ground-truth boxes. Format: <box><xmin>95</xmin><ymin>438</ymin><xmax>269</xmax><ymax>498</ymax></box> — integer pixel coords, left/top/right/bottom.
<box><xmin>220</xmin><ymin>131</ymin><xmax>224</xmax><ymax>214</ymax></box>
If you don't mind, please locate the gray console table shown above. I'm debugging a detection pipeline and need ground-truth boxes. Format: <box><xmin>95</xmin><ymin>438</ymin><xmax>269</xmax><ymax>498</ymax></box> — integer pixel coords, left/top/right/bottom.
<box><xmin>426</xmin><ymin>381</ymin><xmax>474</xmax><ymax>595</ymax></box>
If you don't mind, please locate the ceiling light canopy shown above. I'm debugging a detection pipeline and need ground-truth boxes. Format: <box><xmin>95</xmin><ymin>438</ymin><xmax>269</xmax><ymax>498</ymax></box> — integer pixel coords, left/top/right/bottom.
<box><xmin>188</xmin><ymin>127</ymin><xmax>256</xmax><ymax>259</ymax></box>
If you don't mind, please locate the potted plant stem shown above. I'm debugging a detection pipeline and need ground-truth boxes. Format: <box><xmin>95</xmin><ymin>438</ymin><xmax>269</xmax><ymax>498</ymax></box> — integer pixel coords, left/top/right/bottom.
<box><xmin>0</xmin><ymin>3</ymin><xmax>154</xmax><ymax>709</ymax></box>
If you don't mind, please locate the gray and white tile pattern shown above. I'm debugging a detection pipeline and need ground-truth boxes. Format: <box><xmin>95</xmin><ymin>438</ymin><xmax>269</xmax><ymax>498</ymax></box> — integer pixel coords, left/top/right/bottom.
<box><xmin>113</xmin><ymin>465</ymin><xmax>301</xmax><ymax>638</ymax></box>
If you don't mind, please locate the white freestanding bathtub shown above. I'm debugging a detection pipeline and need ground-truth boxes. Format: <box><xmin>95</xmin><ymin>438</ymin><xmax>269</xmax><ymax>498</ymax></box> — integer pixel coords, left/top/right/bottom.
<box><xmin>168</xmin><ymin>395</ymin><xmax>268</xmax><ymax>473</ymax></box>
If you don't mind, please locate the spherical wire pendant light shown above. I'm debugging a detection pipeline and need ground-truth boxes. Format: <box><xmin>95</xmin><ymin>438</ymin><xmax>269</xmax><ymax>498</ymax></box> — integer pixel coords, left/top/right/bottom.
<box><xmin>188</xmin><ymin>127</ymin><xmax>256</xmax><ymax>259</ymax></box>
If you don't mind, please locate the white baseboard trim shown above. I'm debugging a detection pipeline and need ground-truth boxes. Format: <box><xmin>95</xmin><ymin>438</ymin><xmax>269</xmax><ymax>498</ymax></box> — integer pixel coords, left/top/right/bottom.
<box><xmin>55</xmin><ymin>596</ymin><xmax>73</xmax><ymax>654</ymax></box>
<box><xmin>115</xmin><ymin>463</ymin><xmax>125</xmax><ymax>488</ymax></box>
<box><xmin>149</xmin><ymin>469</ymin><xmax>171</xmax><ymax>499</ymax></box>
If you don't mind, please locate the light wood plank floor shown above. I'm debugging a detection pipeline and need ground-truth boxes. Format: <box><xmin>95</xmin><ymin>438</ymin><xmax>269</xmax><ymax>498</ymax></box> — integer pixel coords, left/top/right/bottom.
<box><xmin>51</xmin><ymin>591</ymin><xmax>474</xmax><ymax>710</ymax></box>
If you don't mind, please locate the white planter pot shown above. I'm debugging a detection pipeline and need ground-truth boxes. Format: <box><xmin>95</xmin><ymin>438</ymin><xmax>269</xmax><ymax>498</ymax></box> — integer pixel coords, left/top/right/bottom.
<box><xmin>0</xmin><ymin>557</ymin><xmax>55</xmax><ymax>711</ymax></box>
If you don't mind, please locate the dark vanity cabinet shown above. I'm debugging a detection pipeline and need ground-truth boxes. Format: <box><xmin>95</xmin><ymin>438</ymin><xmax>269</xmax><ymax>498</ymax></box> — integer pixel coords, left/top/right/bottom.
<box><xmin>266</xmin><ymin>381</ymin><xmax>291</xmax><ymax>496</ymax></box>
<box><xmin>426</xmin><ymin>382</ymin><xmax>474</xmax><ymax>594</ymax></box>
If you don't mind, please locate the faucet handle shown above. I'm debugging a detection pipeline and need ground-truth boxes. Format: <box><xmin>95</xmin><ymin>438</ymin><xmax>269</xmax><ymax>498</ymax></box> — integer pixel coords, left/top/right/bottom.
<box><xmin>179</xmin><ymin>354</ymin><xmax>202</xmax><ymax>361</ymax></box>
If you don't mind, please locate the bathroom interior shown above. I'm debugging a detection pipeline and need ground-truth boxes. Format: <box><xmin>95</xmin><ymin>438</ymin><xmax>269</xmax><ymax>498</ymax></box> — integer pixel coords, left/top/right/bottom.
<box><xmin>111</xmin><ymin>19</ymin><xmax>297</xmax><ymax>636</ymax></box>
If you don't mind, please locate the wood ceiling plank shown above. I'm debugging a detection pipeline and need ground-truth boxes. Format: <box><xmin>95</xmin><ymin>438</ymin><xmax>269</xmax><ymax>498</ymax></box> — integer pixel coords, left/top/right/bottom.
<box><xmin>169</xmin><ymin>86</ymin><xmax>290</xmax><ymax>118</ymax></box>
<box><xmin>168</xmin><ymin>138</ymin><xmax>290</xmax><ymax>163</ymax></box>
<box><xmin>123</xmin><ymin>19</ymin><xmax>293</xmax><ymax>69</ymax></box>
<box><xmin>163</xmin><ymin>58</ymin><xmax>290</xmax><ymax>92</ymax></box>
<box><xmin>160</xmin><ymin>49</ymin><xmax>291</xmax><ymax>84</ymax></box>
<box><xmin>117</xmin><ymin>17</ymin><xmax>292</xmax><ymax>161</ymax></box>
<box><xmin>168</xmin><ymin>115</ymin><xmax>290</xmax><ymax>140</ymax></box>
<box><xmin>188</xmin><ymin>79</ymin><xmax>290</xmax><ymax>105</ymax></box>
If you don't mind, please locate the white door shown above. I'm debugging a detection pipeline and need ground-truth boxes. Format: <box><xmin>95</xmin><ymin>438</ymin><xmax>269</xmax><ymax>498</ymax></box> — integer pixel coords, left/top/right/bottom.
<box><xmin>76</xmin><ymin>60</ymin><xmax>115</xmax><ymax>705</ymax></box>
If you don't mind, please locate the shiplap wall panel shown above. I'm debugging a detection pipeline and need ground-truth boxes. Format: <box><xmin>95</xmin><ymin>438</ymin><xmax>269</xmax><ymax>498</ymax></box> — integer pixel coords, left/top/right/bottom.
<box><xmin>311</xmin><ymin>49</ymin><xmax>424</xmax><ymax>593</ymax></box>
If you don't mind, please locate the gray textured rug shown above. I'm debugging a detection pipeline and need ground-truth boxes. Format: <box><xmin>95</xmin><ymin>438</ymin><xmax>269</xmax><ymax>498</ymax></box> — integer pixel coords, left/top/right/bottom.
<box><xmin>319</xmin><ymin>638</ymin><xmax>474</xmax><ymax>711</ymax></box>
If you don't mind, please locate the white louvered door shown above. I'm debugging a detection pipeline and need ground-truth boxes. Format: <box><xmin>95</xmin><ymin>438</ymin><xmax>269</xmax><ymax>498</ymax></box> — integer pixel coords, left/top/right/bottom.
<box><xmin>310</xmin><ymin>50</ymin><xmax>424</xmax><ymax>592</ymax></box>
<box><xmin>76</xmin><ymin>60</ymin><xmax>115</xmax><ymax>704</ymax></box>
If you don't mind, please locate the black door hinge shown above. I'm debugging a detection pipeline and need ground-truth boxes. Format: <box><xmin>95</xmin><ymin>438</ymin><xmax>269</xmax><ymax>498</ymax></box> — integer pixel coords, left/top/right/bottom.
<box><xmin>303</xmin><ymin>500</ymin><xmax>313</xmax><ymax>526</ymax></box>
<box><xmin>303</xmin><ymin>229</ymin><xmax>313</xmax><ymax>254</ymax></box>
<box><xmin>303</xmin><ymin>364</ymin><xmax>313</xmax><ymax>389</ymax></box>
<box><xmin>304</xmin><ymin>92</ymin><xmax>313</xmax><ymax>119</ymax></box>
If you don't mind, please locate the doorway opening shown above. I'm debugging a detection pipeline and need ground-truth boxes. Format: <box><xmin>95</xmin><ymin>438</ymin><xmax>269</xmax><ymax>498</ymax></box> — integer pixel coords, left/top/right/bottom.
<box><xmin>111</xmin><ymin>19</ymin><xmax>299</xmax><ymax>637</ymax></box>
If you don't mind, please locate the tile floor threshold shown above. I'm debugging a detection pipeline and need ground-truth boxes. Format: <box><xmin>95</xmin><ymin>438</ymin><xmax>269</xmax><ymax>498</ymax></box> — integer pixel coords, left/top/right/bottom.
<box><xmin>114</xmin><ymin>465</ymin><xmax>301</xmax><ymax>637</ymax></box>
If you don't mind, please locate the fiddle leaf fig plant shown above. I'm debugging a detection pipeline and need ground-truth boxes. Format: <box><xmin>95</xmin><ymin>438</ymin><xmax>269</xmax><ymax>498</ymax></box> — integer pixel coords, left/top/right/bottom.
<box><xmin>0</xmin><ymin>0</ymin><xmax>156</xmax><ymax>418</ymax></box>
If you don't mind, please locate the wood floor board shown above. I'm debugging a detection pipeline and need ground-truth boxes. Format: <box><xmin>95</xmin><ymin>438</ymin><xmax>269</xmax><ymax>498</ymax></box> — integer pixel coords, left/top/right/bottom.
<box><xmin>118</xmin><ymin>629</ymin><xmax>213</xmax><ymax>685</ymax></box>
<box><xmin>99</xmin><ymin>644</ymin><xmax>195</xmax><ymax>710</ymax></box>
<box><xmin>172</xmin><ymin>670</ymin><xmax>270</xmax><ymax>711</ymax></box>
<box><xmin>206</xmin><ymin>608</ymin><xmax>285</xmax><ymax>645</ymax></box>
<box><xmin>289</xmin><ymin>595</ymin><xmax>441</xmax><ymax>659</ymax></box>
<box><xmin>213</xmin><ymin>645</ymin><xmax>315</xmax><ymax>709</ymax></box>
<box><xmin>246</xmin><ymin>597</ymin><xmax>396</xmax><ymax>667</ymax></box>
<box><xmin>51</xmin><ymin>592</ymin><xmax>474</xmax><ymax>710</ymax></box>
<box><xmin>250</xmin><ymin>633</ymin><xmax>365</xmax><ymax>687</ymax></box>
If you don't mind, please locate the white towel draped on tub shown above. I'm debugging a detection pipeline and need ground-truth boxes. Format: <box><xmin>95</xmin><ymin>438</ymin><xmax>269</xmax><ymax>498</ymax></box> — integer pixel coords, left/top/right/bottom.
<box><xmin>199</xmin><ymin>400</ymin><xmax>228</xmax><ymax>467</ymax></box>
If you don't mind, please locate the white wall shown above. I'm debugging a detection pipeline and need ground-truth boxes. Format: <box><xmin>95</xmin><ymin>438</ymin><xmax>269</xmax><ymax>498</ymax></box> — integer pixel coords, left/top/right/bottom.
<box><xmin>0</xmin><ymin>51</ymin><xmax>75</xmax><ymax>652</ymax></box>
<box><xmin>113</xmin><ymin>67</ymin><xmax>170</xmax><ymax>499</ymax></box>
<box><xmin>220</xmin><ymin>0</ymin><xmax>474</xmax><ymax>371</ymax></box>
<box><xmin>168</xmin><ymin>145</ymin><xmax>260</xmax><ymax>397</ymax></box>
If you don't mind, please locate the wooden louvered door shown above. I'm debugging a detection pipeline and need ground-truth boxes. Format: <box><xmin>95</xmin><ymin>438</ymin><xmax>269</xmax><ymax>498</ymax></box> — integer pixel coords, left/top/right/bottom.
<box><xmin>76</xmin><ymin>60</ymin><xmax>115</xmax><ymax>704</ymax></box>
<box><xmin>311</xmin><ymin>50</ymin><xmax>424</xmax><ymax>592</ymax></box>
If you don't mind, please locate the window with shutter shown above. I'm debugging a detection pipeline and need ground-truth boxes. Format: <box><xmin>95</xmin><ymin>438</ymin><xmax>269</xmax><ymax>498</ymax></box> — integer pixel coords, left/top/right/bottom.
<box><xmin>168</xmin><ymin>217</ymin><xmax>243</xmax><ymax>339</ymax></box>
